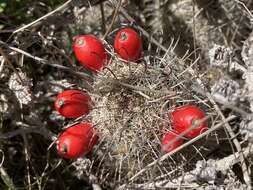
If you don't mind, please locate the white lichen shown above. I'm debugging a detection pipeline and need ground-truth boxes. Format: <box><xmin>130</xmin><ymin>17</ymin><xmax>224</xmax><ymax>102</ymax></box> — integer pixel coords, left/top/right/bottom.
<box><xmin>49</xmin><ymin>111</ymin><xmax>65</xmax><ymax>124</ymax></box>
<box><xmin>240</xmin><ymin>120</ymin><xmax>253</xmax><ymax>142</ymax></box>
<box><xmin>48</xmin><ymin>78</ymin><xmax>74</xmax><ymax>94</ymax></box>
<box><xmin>8</xmin><ymin>71</ymin><xmax>32</xmax><ymax>105</ymax></box>
<box><xmin>242</xmin><ymin>32</ymin><xmax>253</xmax><ymax>67</ymax></box>
<box><xmin>0</xmin><ymin>94</ymin><xmax>15</xmax><ymax>119</ymax></box>
<box><xmin>210</xmin><ymin>77</ymin><xmax>241</xmax><ymax>103</ymax></box>
<box><xmin>229</xmin><ymin>61</ymin><xmax>247</xmax><ymax>73</ymax></box>
<box><xmin>209</xmin><ymin>44</ymin><xmax>233</xmax><ymax>68</ymax></box>
<box><xmin>242</xmin><ymin>67</ymin><xmax>253</xmax><ymax>112</ymax></box>
<box><xmin>72</xmin><ymin>157</ymin><xmax>92</xmax><ymax>179</ymax></box>
<box><xmin>194</xmin><ymin>160</ymin><xmax>218</xmax><ymax>183</ymax></box>
<box><xmin>172</xmin><ymin>160</ymin><xmax>220</xmax><ymax>184</ymax></box>
<box><xmin>0</xmin><ymin>94</ymin><xmax>9</xmax><ymax>114</ymax></box>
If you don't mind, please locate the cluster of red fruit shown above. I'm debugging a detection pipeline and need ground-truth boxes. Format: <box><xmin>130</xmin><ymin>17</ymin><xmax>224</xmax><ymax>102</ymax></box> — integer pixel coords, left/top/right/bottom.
<box><xmin>55</xmin><ymin>90</ymin><xmax>95</xmax><ymax>159</ymax></box>
<box><xmin>73</xmin><ymin>27</ymin><xmax>142</xmax><ymax>72</ymax></box>
<box><xmin>54</xmin><ymin>28</ymin><xmax>142</xmax><ymax>159</ymax></box>
<box><xmin>53</xmin><ymin>27</ymin><xmax>208</xmax><ymax>159</ymax></box>
<box><xmin>161</xmin><ymin>105</ymin><xmax>208</xmax><ymax>153</ymax></box>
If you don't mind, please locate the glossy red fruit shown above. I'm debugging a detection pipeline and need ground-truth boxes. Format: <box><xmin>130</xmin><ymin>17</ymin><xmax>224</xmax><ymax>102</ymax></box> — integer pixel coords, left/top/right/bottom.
<box><xmin>72</xmin><ymin>35</ymin><xmax>108</xmax><ymax>72</ymax></box>
<box><xmin>161</xmin><ymin>131</ymin><xmax>184</xmax><ymax>153</ymax></box>
<box><xmin>170</xmin><ymin>105</ymin><xmax>208</xmax><ymax>138</ymax></box>
<box><xmin>57</xmin><ymin>122</ymin><xmax>98</xmax><ymax>159</ymax></box>
<box><xmin>55</xmin><ymin>90</ymin><xmax>91</xmax><ymax>118</ymax></box>
<box><xmin>114</xmin><ymin>28</ymin><xmax>142</xmax><ymax>61</ymax></box>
